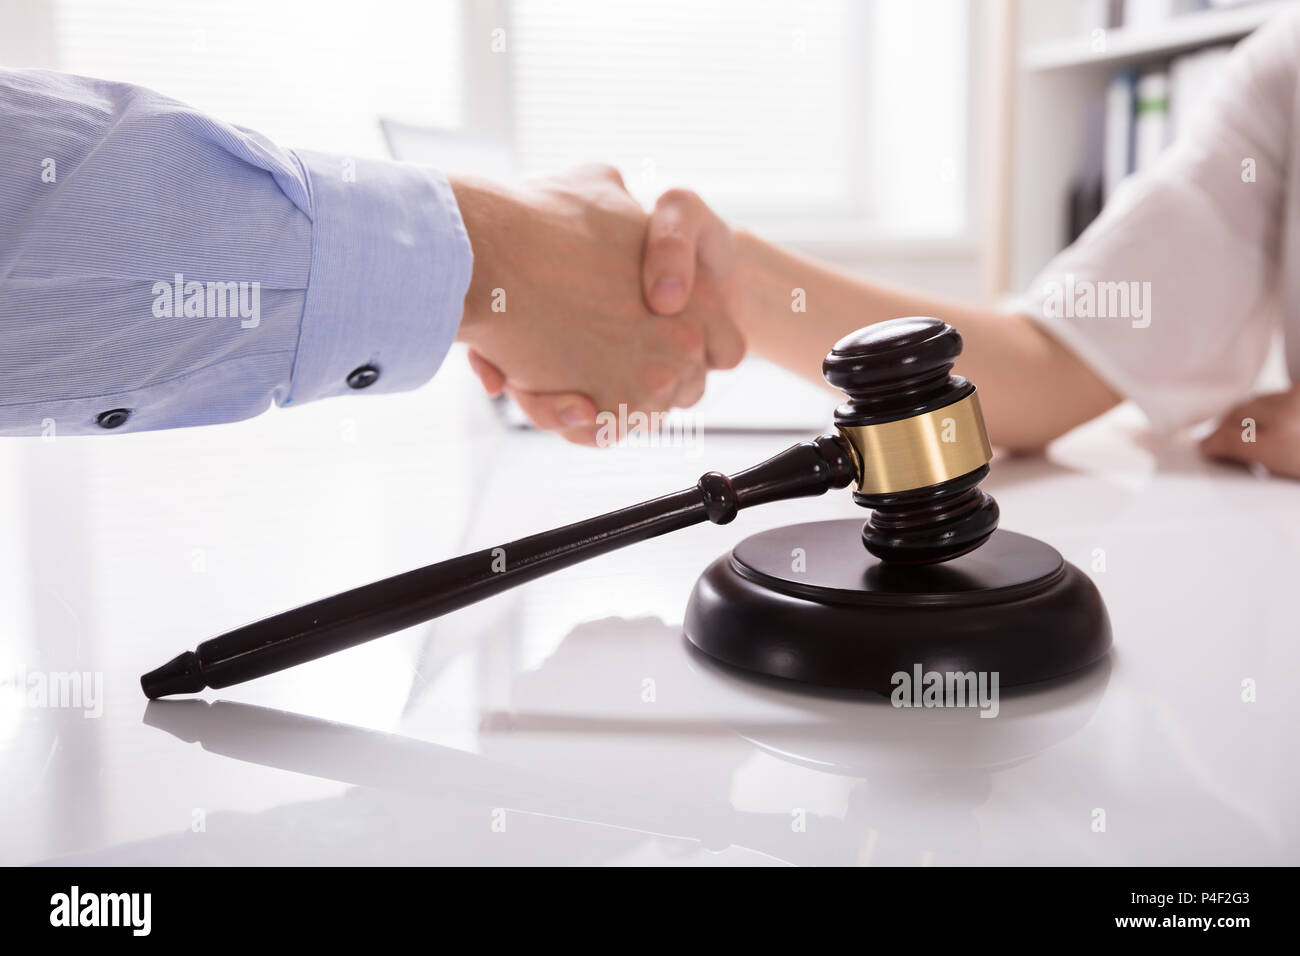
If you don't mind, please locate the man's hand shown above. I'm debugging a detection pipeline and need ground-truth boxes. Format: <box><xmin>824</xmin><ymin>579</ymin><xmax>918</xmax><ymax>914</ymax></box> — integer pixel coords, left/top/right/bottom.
<box><xmin>451</xmin><ymin>166</ymin><xmax>744</xmax><ymax>444</ymax></box>
<box><xmin>1200</xmin><ymin>385</ymin><xmax>1300</xmax><ymax>479</ymax></box>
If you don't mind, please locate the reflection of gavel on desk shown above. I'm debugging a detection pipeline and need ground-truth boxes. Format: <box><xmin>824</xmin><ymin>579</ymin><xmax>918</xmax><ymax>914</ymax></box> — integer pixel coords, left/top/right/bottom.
<box><xmin>142</xmin><ymin>317</ymin><xmax>1110</xmax><ymax>699</ymax></box>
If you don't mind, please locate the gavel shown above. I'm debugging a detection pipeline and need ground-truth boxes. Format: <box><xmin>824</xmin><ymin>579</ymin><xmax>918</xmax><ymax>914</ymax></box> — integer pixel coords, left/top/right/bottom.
<box><xmin>143</xmin><ymin>317</ymin><xmax>1108</xmax><ymax>699</ymax></box>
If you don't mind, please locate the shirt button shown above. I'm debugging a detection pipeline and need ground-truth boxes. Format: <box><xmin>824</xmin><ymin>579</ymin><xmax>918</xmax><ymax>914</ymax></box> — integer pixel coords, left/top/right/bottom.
<box><xmin>96</xmin><ymin>408</ymin><xmax>131</xmax><ymax>429</ymax></box>
<box><xmin>346</xmin><ymin>364</ymin><xmax>380</xmax><ymax>390</ymax></box>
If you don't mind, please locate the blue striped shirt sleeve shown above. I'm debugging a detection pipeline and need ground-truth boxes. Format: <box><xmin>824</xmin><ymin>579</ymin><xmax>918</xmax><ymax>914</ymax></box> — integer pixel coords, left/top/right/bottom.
<box><xmin>0</xmin><ymin>68</ymin><xmax>473</xmax><ymax>436</ymax></box>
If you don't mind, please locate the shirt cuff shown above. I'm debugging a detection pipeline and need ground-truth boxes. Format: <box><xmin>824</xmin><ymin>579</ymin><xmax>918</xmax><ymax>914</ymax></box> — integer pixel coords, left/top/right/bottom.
<box><xmin>1003</xmin><ymin>288</ymin><xmax>1179</xmax><ymax>432</ymax></box>
<box><xmin>284</xmin><ymin>150</ymin><xmax>472</xmax><ymax>405</ymax></box>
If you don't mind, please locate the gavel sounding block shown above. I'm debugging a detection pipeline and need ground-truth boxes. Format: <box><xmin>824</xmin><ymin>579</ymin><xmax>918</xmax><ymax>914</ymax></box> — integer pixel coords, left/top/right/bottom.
<box><xmin>684</xmin><ymin>519</ymin><xmax>1111</xmax><ymax>693</ymax></box>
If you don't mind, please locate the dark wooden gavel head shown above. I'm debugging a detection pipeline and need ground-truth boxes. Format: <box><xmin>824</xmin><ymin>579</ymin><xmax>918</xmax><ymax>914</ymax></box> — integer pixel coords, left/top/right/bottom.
<box><xmin>823</xmin><ymin>317</ymin><xmax>999</xmax><ymax>564</ymax></box>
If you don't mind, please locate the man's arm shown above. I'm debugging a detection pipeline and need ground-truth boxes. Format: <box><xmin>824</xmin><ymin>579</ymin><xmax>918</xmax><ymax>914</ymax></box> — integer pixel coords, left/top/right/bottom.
<box><xmin>1</xmin><ymin>72</ymin><xmax>742</xmax><ymax>442</ymax></box>
<box><xmin>0</xmin><ymin>68</ymin><xmax>471</xmax><ymax>435</ymax></box>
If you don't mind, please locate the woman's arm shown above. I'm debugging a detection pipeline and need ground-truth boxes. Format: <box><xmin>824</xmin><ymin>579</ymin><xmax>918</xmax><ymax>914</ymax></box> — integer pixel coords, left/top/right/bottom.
<box><xmin>633</xmin><ymin>185</ymin><xmax>1118</xmax><ymax>450</ymax></box>
<box><xmin>635</xmin><ymin>14</ymin><xmax>1299</xmax><ymax>458</ymax></box>
<box><xmin>728</xmin><ymin>228</ymin><xmax>1120</xmax><ymax>451</ymax></box>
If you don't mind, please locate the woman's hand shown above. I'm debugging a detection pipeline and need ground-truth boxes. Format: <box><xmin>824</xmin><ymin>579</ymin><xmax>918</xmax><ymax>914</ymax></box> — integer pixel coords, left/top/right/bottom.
<box><xmin>639</xmin><ymin>187</ymin><xmax>740</xmax><ymax>319</ymax></box>
<box><xmin>1200</xmin><ymin>385</ymin><xmax>1300</xmax><ymax>478</ymax></box>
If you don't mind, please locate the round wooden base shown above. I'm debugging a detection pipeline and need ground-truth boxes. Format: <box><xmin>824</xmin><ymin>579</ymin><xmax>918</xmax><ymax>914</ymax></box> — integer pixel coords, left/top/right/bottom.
<box><xmin>683</xmin><ymin>520</ymin><xmax>1110</xmax><ymax>693</ymax></box>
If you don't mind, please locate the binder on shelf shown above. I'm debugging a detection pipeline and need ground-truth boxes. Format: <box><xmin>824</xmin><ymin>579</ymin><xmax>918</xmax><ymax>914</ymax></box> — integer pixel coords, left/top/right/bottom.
<box><xmin>1068</xmin><ymin>93</ymin><xmax>1107</xmax><ymax>242</ymax></box>
<box><xmin>1133</xmin><ymin>70</ymin><xmax>1171</xmax><ymax>172</ymax></box>
<box><xmin>1103</xmin><ymin>69</ymin><xmax>1136</xmax><ymax>200</ymax></box>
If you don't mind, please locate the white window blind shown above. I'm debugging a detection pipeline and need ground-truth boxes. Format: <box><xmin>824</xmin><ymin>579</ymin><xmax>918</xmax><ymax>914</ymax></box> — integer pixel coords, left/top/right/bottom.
<box><xmin>507</xmin><ymin>0</ymin><xmax>969</xmax><ymax>233</ymax></box>
<box><xmin>39</xmin><ymin>0</ymin><xmax>970</xmax><ymax>237</ymax></box>
<box><xmin>509</xmin><ymin>0</ymin><xmax>861</xmax><ymax>218</ymax></box>
<box><xmin>48</xmin><ymin>0</ymin><xmax>462</xmax><ymax>157</ymax></box>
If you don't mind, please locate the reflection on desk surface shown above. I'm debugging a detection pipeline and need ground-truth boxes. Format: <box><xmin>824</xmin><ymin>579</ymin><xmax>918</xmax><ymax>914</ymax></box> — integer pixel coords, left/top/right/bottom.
<box><xmin>1</xmin><ymin>398</ymin><xmax>1296</xmax><ymax>865</ymax></box>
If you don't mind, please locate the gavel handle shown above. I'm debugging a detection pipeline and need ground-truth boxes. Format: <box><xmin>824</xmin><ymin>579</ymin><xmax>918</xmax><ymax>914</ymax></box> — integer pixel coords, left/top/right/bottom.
<box><xmin>144</xmin><ymin>434</ymin><xmax>856</xmax><ymax>696</ymax></box>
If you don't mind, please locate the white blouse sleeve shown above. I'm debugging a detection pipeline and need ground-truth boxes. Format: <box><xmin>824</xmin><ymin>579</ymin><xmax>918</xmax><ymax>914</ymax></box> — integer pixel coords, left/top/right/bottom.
<box><xmin>1007</xmin><ymin>12</ymin><xmax>1299</xmax><ymax>432</ymax></box>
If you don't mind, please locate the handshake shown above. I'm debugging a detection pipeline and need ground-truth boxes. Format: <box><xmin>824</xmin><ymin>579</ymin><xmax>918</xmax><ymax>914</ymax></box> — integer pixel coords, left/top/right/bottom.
<box><xmin>450</xmin><ymin>165</ymin><xmax>743</xmax><ymax>445</ymax></box>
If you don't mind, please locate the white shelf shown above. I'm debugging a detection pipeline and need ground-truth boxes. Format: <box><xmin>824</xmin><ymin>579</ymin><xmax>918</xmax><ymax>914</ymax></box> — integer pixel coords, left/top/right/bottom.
<box><xmin>1022</xmin><ymin>1</ymin><xmax>1292</xmax><ymax>71</ymax></box>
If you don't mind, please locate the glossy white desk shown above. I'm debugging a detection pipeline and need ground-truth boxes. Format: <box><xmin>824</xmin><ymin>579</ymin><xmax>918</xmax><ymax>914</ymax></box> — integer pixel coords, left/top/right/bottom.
<box><xmin>2</xmin><ymin>364</ymin><xmax>1296</xmax><ymax>866</ymax></box>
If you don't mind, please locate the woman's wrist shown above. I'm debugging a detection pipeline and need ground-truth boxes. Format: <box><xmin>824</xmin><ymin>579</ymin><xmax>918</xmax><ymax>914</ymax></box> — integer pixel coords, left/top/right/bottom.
<box><xmin>731</xmin><ymin>228</ymin><xmax>782</xmax><ymax>337</ymax></box>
